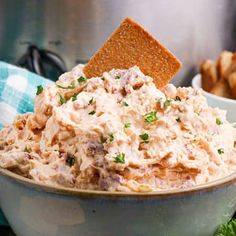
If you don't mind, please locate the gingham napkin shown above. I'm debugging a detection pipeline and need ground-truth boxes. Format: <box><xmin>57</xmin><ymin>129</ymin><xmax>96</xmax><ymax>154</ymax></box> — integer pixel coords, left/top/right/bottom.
<box><xmin>0</xmin><ymin>62</ymin><xmax>53</xmax><ymax>128</ymax></box>
<box><xmin>0</xmin><ymin>61</ymin><xmax>53</xmax><ymax>225</ymax></box>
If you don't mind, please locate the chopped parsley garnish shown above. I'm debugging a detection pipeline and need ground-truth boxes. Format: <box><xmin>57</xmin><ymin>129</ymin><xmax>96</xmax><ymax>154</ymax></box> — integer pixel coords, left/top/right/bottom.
<box><xmin>66</xmin><ymin>155</ymin><xmax>76</xmax><ymax>167</ymax></box>
<box><xmin>71</xmin><ymin>95</ymin><xmax>77</xmax><ymax>101</ymax></box>
<box><xmin>108</xmin><ymin>133</ymin><xmax>114</xmax><ymax>142</ymax></box>
<box><xmin>218</xmin><ymin>148</ymin><xmax>224</xmax><ymax>155</ymax></box>
<box><xmin>123</xmin><ymin>101</ymin><xmax>129</xmax><ymax>107</ymax></box>
<box><xmin>175</xmin><ymin>96</ymin><xmax>181</xmax><ymax>101</ymax></box>
<box><xmin>124</xmin><ymin>123</ymin><xmax>131</xmax><ymax>129</ymax></box>
<box><xmin>216</xmin><ymin>118</ymin><xmax>223</xmax><ymax>125</ymax></box>
<box><xmin>57</xmin><ymin>81</ymin><xmax>75</xmax><ymax>89</ymax></box>
<box><xmin>59</xmin><ymin>93</ymin><xmax>66</xmax><ymax>105</ymax></box>
<box><xmin>139</xmin><ymin>133</ymin><xmax>149</xmax><ymax>143</ymax></box>
<box><xmin>88</xmin><ymin>111</ymin><xmax>96</xmax><ymax>115</ymax></box>
<box><xmin>114</xmin><ymin>153</ymin><xmax>125</xmax><ymax>164</ymax></box>
<box><xmin>176</xmin><ymin>117</ymin><xmax>181</xmax><ymax>122</ymax></box>
<box><xmin>214</xmin><ymin>219</ymin><xmax>236</xmax><ymax>236</ymax></box>
<box><xmin>144</xmin><ymin>111</ymin><xmax>158</xmax><ymax>123</ymax></box>
<box><xmin>36</xmin><ymin>85</ymin><xmax>43</xmax><ymax>95</ymax></box>
<box><xmin>101</xmin><ymin>77</ymin><xmax>105</xmax><ymax>81</ymax></box>
<box><xmin>164</xmin><ymin>98</ymin><xmax>172</xmax><ymax>107</ymax></box>
<box><xmin>78</xmin><ymin>76</ymin><xmax>87</xmax><ymax>84</ymax></box>
<box><xmin>115</xmin><ymin>75</ymin><xmax>121</xmax><ymax>79</ymax></box>
<box><xmin>88</xmin><ymin>97</ymin><xmax>95</xmax><ymax>105</ymax></box>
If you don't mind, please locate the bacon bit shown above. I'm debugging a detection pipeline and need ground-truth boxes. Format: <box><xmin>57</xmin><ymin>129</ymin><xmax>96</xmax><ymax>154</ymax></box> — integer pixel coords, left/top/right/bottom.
<box><xmin>45</xmin><ymin>106</ymin><xmax>52</xmax><ymax>116</ymax></box>
<box><xmin>24</xmin><ymin>153</ymin><xmax>33</xmax><ymax>160</ymax></box>
<box><xmin>133</xmin><ymin>81</ymin><xmax>144</xmax><ymax>90</ymax></box>
<box><xmin>121</xmin><ymin>88</ymin><xmax>127</xmax><ymax>96</ymax></box>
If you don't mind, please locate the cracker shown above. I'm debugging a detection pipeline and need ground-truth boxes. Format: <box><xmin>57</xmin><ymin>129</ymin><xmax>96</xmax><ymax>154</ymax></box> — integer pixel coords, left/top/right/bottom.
<box><xmin>224</xmin><ymin>53</ymin><xmax>236</xmax><ymax>78</ymax></box>
<box><xmin>216</xmin><ymin>51</ymin><xmax>233</xmax><ymax>80</ymax></box>
<box><xmin>228</xmin><ymin>72</ymin><xmax>236</xmax><ymax>98</ymax></box>
<box><xmin>200</xmin><ymin>60</ymin><xmax>218</xmax><ymax>92</ymax></box>
<box><xmin>84</xmin><ymin>17</ymin><xmax>182</xmax><ymax>88</ymax></box>
<box><xmin>210</xmin><ymin>79</ymin><xmax>233</xmax><ymax>99</ymax></box>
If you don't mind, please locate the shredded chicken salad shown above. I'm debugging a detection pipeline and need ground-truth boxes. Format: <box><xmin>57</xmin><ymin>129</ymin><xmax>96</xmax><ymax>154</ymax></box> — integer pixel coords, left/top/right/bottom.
<box><xmin>0</xmin><ymin>65</ymin><xmax>236</xmax><ymax>192</ymax></box>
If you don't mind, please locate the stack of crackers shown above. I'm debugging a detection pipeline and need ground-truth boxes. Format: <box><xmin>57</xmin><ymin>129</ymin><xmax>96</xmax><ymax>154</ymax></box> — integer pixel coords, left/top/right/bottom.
<box><xmin>200</xmin><ymin>51</ymin><xmax>236</xmax><ymax>99</ymax></box>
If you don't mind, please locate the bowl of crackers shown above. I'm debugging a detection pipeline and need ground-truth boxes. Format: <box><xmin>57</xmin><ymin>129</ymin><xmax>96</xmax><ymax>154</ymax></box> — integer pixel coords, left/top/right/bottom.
<box><xmin>192</xmin><ymin>51</ymin><xmax>236</xmax><ymax>122</ymax></box>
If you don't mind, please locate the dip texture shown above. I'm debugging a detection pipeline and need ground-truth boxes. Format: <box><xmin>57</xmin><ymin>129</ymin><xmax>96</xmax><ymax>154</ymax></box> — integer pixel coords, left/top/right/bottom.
<box><xmin>0</xmin><ymin>65</ymin><xmax>236</xmax><ymax>192</ymax></box>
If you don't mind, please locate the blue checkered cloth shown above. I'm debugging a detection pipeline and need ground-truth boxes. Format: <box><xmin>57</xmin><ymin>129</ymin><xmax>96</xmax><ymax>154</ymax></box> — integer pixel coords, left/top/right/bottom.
<box><xmin>0</xmin><ymin>61</ymin><xmax>53</xmax><ymax>225</ymax></box>
<box><xmin>0</xmin><ymin>62</ymin><xmax>53</xmax><ymax>128</ymax></box>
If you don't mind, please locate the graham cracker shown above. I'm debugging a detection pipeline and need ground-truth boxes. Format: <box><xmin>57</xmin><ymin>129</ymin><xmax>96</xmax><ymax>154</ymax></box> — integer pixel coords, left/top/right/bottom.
<box><xmin>83</xmin><ymin>17</ymin><xmax>182</xmax><ymax>88</ymax></box>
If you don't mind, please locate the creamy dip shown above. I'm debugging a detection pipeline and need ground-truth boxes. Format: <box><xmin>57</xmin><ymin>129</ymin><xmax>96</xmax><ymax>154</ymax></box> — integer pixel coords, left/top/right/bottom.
<box><xmin>0</xmin><ymin>65</ymin><xmax>236</xmax><ymax>192</ymax></box>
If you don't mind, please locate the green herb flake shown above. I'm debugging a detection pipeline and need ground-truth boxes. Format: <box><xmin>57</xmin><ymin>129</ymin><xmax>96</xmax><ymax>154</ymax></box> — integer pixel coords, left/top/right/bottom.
<box><xmin>164</xmin><ymin>98</ymin><xmax>172</xmax><ymax>107</ymax></box>
<box><xmin>115</xmin><ymin>75</ymin><xmax>121</xmax><ymax>79</ymax></box>
<box><xmin>144</xmin><ymin>111</ymin><xmax>158</xmax><ymax>123</ymax></box>
<box><xmin>214</xmin><ymin>219</ymin><xmax>236</xmax><ymax>236</ymax></box>
<box><xmin>108</xmin><ymin>133</ymin><xmax>114</xmax><ymax>142</ymax></box>
<box><xmin>59</xmin><ymin>93</ymin><xmax>66</xmax><ymax>105</ymax></box>
<box><xmin>123</xmin><ymin>101</ymin><xmax>129</xmax><ymax>107</ymax></box>
<box><xmin>57</xmin><ymin>81</ymin><xmax>75</xmax><ymax>89</ymax></box>
<box><xmin>101</xmin><ymin>77</ymin><xmax>105</xmax><ymax>81</ymax></box>
<box><xmin>66</xmin><ymin>155</ymin><xmax>76</xmax><ymax>167</ymax></box>
<box><xmin>36</xmin><ymin>85</ymin><xmax>43</xmax><ymax>95</ymax></box>
<box><xmin>124</xmin><ymin>123</ymin><xmax>131</xmax><ymax>129</ymax></box>
<box><xmin>114</xmin><ymin>153</ymin><xmax>125</xmax><ymax>164</ymax></box>
<box><xmin>218</xmin><ymin>148</ymin><xmax>224</xmax><ymax>155</ymax></box>
<box><xmin>71</xmin><ymin>95</ymin><xmax>77</xmax><ymax>101</ymax></box>
<box><xmin>88</xmin><ymin>111</ymin><xmax>96</xmax><ymax>115</ymax></box>
<box><xmin>175</xmin><ymin>96</ymin><xmax>181</xmax><ymax>101</ymax></box>
<box><xmin>176</xmin><ymin>117</ymin><xmax>181</xmax><ymax>122</ymax></box>
<box><xmin>88</xmin><ymin>97</ymin><xmax>95</xmax><ymax>105</ymax></box>
<box><xmin>216</xmin><ymin>118</ymin><xmax>223</xmax><ymax>125</ymax></box>
<box><xmin>78</xmin><ymin>76</ymin><xmax>87</xmax><ymax>84</ymax></box>
<box><xmin>139</xmin><ymin>133</ymin><xmax>149</xmax><ymax>143</ymax></box>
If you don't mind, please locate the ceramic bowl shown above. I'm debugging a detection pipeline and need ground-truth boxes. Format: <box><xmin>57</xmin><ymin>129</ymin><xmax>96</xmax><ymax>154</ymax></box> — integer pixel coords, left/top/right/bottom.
<box><xmin>0</xmin><ymin>168</ymin><xmax>236</xmax><ymax>236</ymax></box>
<box><xmin>192</xmin><ymin>74</ymin><xmax>236</xmax><ymax>123</ymax></box>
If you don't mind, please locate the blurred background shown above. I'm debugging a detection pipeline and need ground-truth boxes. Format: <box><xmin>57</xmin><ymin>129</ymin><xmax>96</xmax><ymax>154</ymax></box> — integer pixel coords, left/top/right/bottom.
<box><xmin>0</xmin><ymin>0</ymin><xmax>235</xmax><ymax>85</ymax></box>
<box><xmin>0</xmin><ymin>0</ymin><xmax>235</xmax><ymax>235</ymax></box>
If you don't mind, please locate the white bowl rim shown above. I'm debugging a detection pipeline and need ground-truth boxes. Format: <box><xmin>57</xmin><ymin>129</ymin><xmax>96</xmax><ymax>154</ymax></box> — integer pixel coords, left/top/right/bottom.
<box><xmin>0</xmin><ymin>167</ymin><xmax>236</xmax><ymax>198</ymax></box>
<box><xmin>192</xmin><ymin>74</ymin><xmax>236</xmax><ymax>104</ymax></box>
